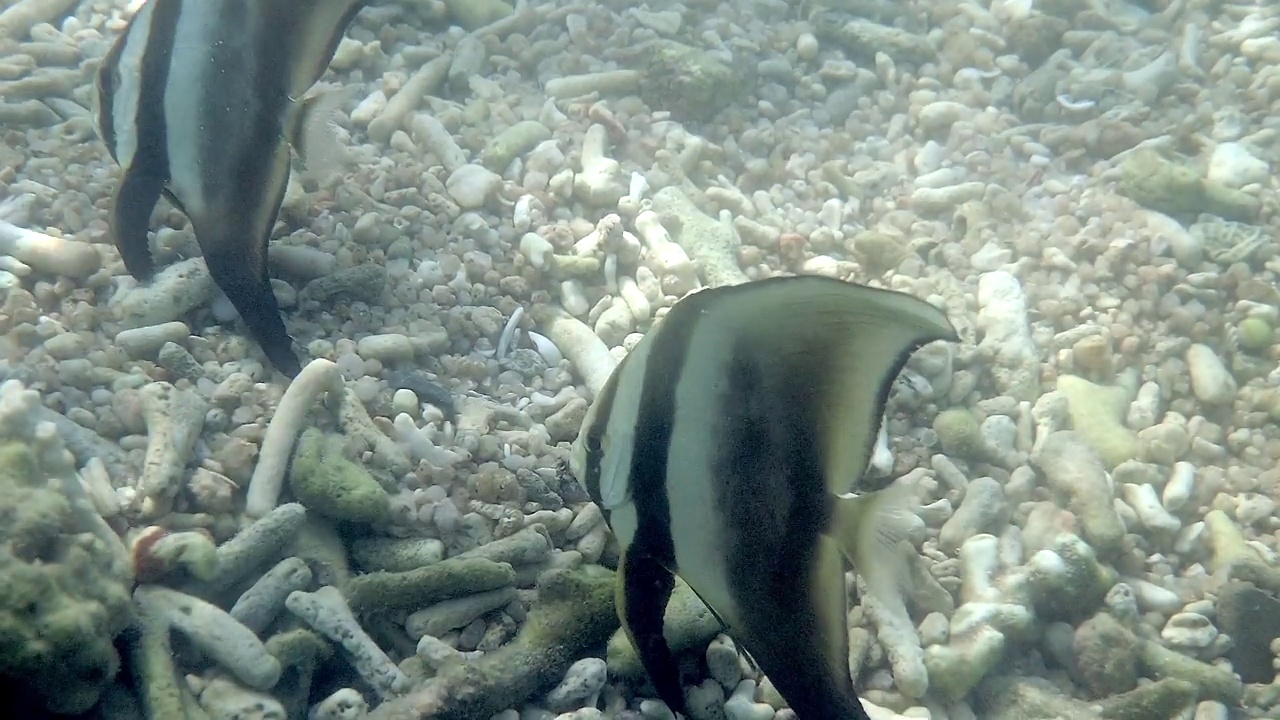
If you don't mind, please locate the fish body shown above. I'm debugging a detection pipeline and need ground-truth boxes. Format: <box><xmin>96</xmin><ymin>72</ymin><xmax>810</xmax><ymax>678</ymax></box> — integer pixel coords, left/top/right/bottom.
<box><xmin>95</xmin><ymin>0</ymin><xmax>366</xmax><ymax>376</ymax></box>
<box><xmin>570</xmin><ymin>275</ymin><xmax>958</xmax><ymax>719</ymax></box>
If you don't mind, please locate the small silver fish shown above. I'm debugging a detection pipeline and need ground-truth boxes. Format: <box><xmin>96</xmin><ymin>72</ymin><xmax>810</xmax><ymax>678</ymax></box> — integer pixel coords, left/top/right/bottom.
<box><xmin>95</xmin><ymin>0</ymin><xmax>366</xmax><ymax>376</ymax></box>
<box><xmin>570</xmin><ymin>275</ymin><xmax>958</xmax><ymax>719</ymax></box>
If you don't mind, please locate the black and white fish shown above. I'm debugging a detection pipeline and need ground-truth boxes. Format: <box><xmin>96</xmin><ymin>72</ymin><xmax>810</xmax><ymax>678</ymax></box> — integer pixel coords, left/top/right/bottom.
<box><xmin>570</xmin><ymin>275</ymin><xmax>958</xmax><ymax>719</ymax></box>
<box><xmin>95</xmin><ymin>0</ymin><xmax>366</xmax><ymax>376</ymax></box>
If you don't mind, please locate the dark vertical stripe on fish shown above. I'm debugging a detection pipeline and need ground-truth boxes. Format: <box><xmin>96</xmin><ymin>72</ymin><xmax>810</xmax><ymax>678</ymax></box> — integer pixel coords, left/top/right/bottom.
<box><xmin>95</xmin><ymin>30</ymin><xmax>124</xmax><ymax>156</ymax></box>
<box><xmin>134</xmin><ymin>0</ymin><xmax>182</xmax><ymax>178</ymax></box>
<box><xmin>627</xmin><ymin>293</ymin><xmax>706</xmax><ymax>571</ymax></box>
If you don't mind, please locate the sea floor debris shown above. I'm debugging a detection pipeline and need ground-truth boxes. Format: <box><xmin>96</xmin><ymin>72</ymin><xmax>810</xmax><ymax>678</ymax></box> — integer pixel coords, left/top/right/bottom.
<box><xmin>2</xmin><ymin>0</ymin><xmax>1280</xmax><ymax>718</ymax></box>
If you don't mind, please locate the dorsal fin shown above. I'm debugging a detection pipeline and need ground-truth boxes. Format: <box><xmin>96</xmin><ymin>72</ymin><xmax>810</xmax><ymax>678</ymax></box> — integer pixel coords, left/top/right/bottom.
<box><xmin>674</xmin><ymin>275</ymin><xmax>957</xmax><ymax>497</ymax></box>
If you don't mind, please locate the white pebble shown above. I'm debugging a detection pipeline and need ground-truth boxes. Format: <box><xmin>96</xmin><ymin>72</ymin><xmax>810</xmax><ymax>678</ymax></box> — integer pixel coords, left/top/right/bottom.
<box><xmin>1160</xmin><ymin>612</ymin><xmax>1218</xmax><ymax>649</ymax></box>
<box><xmin>1186</xmin><ymin>344</ymin><xmax>1236</xmax><ymax>405</ymax></box>
<box><xmin>308</xmin><ymin>688</ymin><xmax>367</xmax><ymax>720</ymax></box>
<box><xmin>1207</xmin><ymin>142</ymin><xmax>1269</xmax><ymax>188</ymax></box>
<box><xmin>1162</xmin><ymin>461</ymin><xmax>1196</xmax><ymax>512</ymax></box>
<box><xmin>723</xmin><ymin>679</ymin><xmax>773</xmax><ymax>720</ymax></box>
<box><xmin>917</xmin><ymin>100</ymin><xmax>969</xmax><ymax>135</ymax></box>
<box><xmin>545</xmin><ymin>657</ymin><xmax>607</xmax><ymax>712</ymax></box>
<box><xmin>114</xmin><ymin>321</ymin><xmax>191</xmax><ymax>358</ymax></box>
<box><xmin>357</xmin><ymin>333</ymin><xmax>415</xmax><ymax>363</ymax></box>
<box><xmin>1130</xmin><ymin>578</ymin><xmax>1183</xmax><ymax>614</ymax></box>
<box><xmin>446</xmin><ymin>164</ymin><xmax>502</xmax><ymax>209</ymax></box>
<box><xmin>796</xmin><ymin>32</ymin><xmax>820</xmax><ymax>61</ymax></box>
<box><xmin>392</xmin><ymin>389</ymin><xmax>420</xmax><ymax>417</ymax></box>
<box><xmin>1121</xmin><ymin>483</ymin><xmax>1181</xmax><ymax>534</ymax></box>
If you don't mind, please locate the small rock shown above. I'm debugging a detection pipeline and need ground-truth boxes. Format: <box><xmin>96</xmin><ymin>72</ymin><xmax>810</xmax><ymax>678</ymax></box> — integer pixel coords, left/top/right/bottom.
<box><xmin>300</xmin><ymin>263</ymin><xmax>386</xmax><ymax>305</ymax></box>
<box><xmin>42</xmin><ymin>332</ymin><xmax>87</xmax><ymax>360</ymax></box>
<box><xmin>157</xmin><ymin>341</ymin><xmax>203</xmax><ymax>381</ymax></box>
<box><xmin>705</xmin><ymin>635</ymin><xmax>743</xmax><ymax>690</ymax></box>
<box><xmin>545</xmin><ymin>657</ymin><xmax>607</xmax><ymax>712</ymax></box>
<box><xmin>391</xmin><ymin>389</ymin><xmax>419</xmax><ymax>417</ymax></box>
<box><xmin>917</xmin><ymin>100</ymin><xmax>969</xmax><ymax>136</ymax></box>
<box><xmin>357</xmin><ymin>333</ymin><xmax>415</xmax><ymax>363</ymax></box>
<box><xmin>1207</xmin><ymin>142</ymin><xmax>1269</xmax><ymax>188</ymax></box>
<box><xmin>1160</xmin><ymin>612</ymin><xmax>1218</xmax><ymax>650</ymax></box>
<box><xmin>1186</xmin><ymin>344</ymin><xmax>1236</xmax><ymax>405</ymax></box>
<box><xmin>1073</xmin><ymin>612</ymin><xmax>1138</xmax><ymax>698</ymax></box>
<box><xmin>723</xmin><ymin>679</ymin><xmax>773</xmax><ymax>720</ymax></box>
<box><xmin>446</xmin><ymin>165</ymin><xmax>502</xmax><ymax>209</ymax></box>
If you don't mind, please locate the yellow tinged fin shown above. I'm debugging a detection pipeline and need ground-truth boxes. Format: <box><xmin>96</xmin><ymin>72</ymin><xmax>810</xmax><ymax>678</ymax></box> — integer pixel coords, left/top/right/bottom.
<box><xmin>677</xmin><ymin>276</ymin><xmax>956</xmax><ymax>498</ymax></box>
<box><xmin>812</xmin><ymin>534</ymin><xmax>855</xmax><ymax>695</ymax></box>
<box><xmin>833</xmin><ymin>481</ymin><xmax>918</xmax><ymax>611</ymax></box>
<box><xmin>280</xmin><ymin>0</ymin><xmax>370</xmax><ymax>98</ymax></box>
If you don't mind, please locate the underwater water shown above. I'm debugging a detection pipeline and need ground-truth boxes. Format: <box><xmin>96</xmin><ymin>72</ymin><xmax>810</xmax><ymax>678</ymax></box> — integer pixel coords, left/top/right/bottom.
<box><xmin>1</xmin><ymin>0</ymin><xmax>1279</xmax><ymax>718</ymax></box>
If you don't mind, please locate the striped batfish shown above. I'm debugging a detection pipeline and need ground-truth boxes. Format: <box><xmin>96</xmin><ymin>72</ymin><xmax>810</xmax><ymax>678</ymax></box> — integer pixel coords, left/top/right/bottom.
<box><xmin>570</xmin><ymin>275</ymin><xmax>958</xmax><ymax>719</ymax></box>
<box><xmin>95</xmin><ymin>0</ymin><xmax>367</xmax><ymax>376</ymax></box>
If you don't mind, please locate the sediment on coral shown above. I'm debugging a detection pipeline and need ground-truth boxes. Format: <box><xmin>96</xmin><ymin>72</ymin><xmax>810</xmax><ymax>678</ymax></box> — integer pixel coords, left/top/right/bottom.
<box><xmin>5</xmin><ymin>0</ymin><xmax>1280</xmax><ymax>717</ymax></box>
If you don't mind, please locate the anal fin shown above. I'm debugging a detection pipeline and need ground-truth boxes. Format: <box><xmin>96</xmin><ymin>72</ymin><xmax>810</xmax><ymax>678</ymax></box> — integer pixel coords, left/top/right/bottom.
<box><xmin>190</xmin><ymin>143</ymin><xmax>301</xmax><ymax>378</ymax></box>
<box><xmin>618</xmin><ymin>544</ymin><xmax>686</xmax><ymax>716</ymax></box>
<box><xmin>110</xmin><ymin>167</ymin><xmax>165</xmax><ymax>280</ymax></box>
<box><xmin>203</xmin><ymin>245</ymin><xmax>300</xmax><ymax>377</ymax></box>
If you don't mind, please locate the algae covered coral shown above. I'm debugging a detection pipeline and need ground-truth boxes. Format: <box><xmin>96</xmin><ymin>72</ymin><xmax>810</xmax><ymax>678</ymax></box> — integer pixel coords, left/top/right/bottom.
<box><xmin>0</xmin><ymin>380</ymin><xmax>133</xmax><ymax>714</ymax></box>
<box><xmin>5</xmin><ymin>0</ymin><xmax>1280</xmax><ymax>717</ymax></box>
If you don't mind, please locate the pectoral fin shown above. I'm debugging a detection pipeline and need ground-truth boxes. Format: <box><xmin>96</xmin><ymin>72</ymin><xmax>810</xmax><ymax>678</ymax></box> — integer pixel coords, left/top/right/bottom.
<box><xmin>110</xmin><ymin>166</ymin><xmax>165</xmax><ymax>280</ymax></box>
<box><xmin>290</xmin><ymin>84</ymin><xmax>353</xmax><ymax>184</ymax></box>
<box><xmin>618</xmin><ymin>544</ymin><xmax>686</xmax><ymax>716</ymax></box>
<box><xmin>832</xmin><ymin>483</ymin><xmax>916</xmax><ymax>610</ymax></box>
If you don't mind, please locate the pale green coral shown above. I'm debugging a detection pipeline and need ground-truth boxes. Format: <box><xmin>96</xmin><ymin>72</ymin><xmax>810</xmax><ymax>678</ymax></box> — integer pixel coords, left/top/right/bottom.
<box><xmin>640</xmin><ymin>41</ymin><xmax>752</xmax><ymax>124</ymax></box>
<box><xmin>0</xmin><ymin>381</ymin><xmax>133</xmax><ymax>715</ymax></box>
<box><xmin>288</xmin><ymin>428</ymin><xmax>391</xmax><ymax>524</ymax></box>
<box><xmin>933</xmin><ymin>408</ymin><xmax>984</xmax><ymax>459</ymax></box>
<box><xmin>480</xmin><ymin>121</ymin><xmax>552</xmax><ymax>173</ymax></box>
<box><xmin>1238</xmin><ymin>316</ymin><xmax>1274</xmax><ymax>352</ymax></box>
<box><xmin>1119</xmin><ymin>148</ymin><xmax>1260</xmax><ymax>222</ymax></box>
<box><xmin>1056</xmin><ymin>374</ymin><xmax>1139</xmax><ymax>468</ymax></box>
